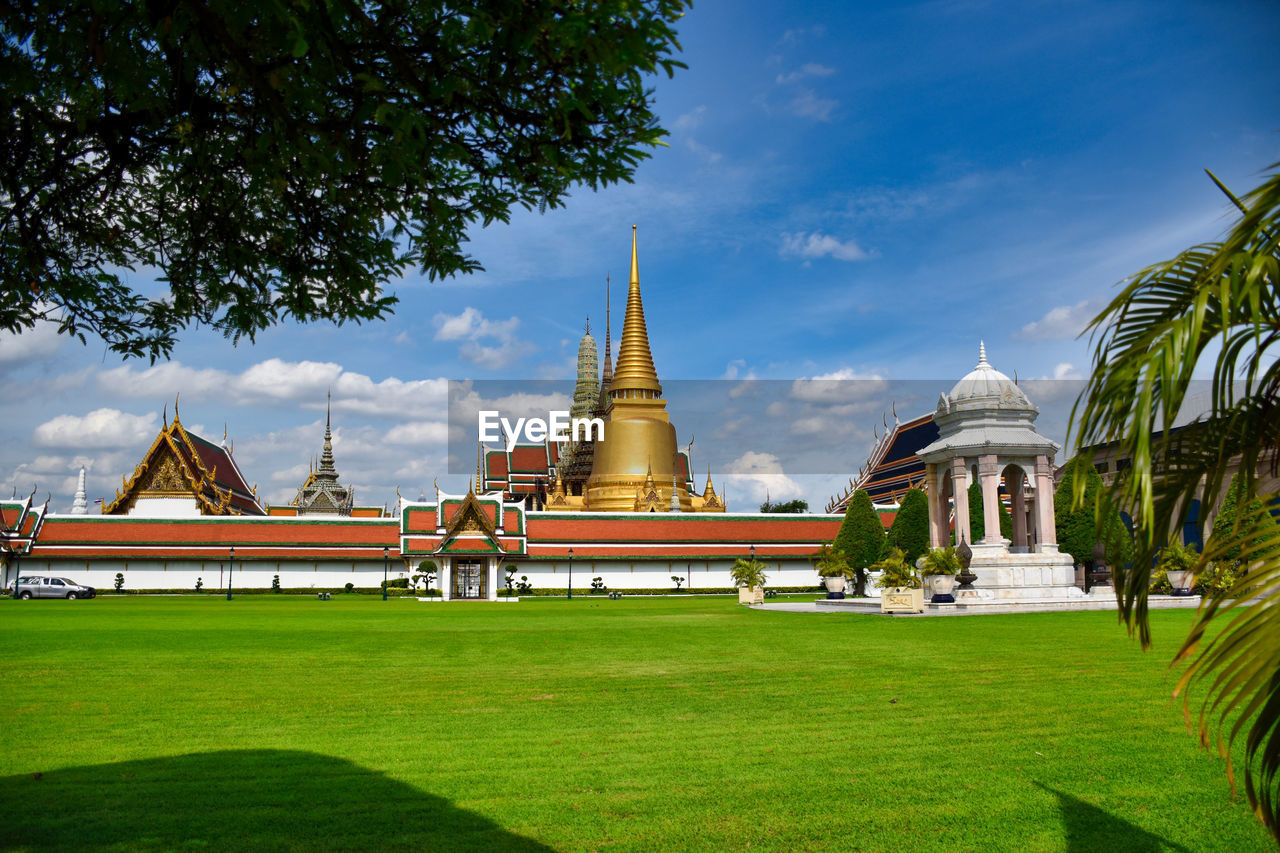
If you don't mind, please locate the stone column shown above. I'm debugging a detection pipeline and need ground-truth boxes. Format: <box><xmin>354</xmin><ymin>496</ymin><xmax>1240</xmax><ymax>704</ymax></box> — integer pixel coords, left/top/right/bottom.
<box><xmin>1034</xmin><ymin>455</ymin><xmax>1058</xmax><ymax>552</ymax></box>
<box><xmin>1010</xmin><ymin>471</ymin><xmax>1027</xmax><ymax>551</ymax></box>
<box><xmin>439</xmin><ymin>556</ymin><xmax>452</xmax><ymax>601</ymax></box>
<box><xmin>925</xmin><ymin>463</ymin><xmax>942</xmax><ymax>548</ymax></box>
<box><xmin>950</xmin><ymin>457</ymin><xmax>970</xmax><ymax>546</ymax></box>
<box><xmin>979</xmin><ymin>455</ymin><xmax>1001</xmax><ymax>545</ymax></box>
<box><xmin>486</xmin><ymin>557</ymin><xmax>498</xmax><ymax>601</ymax></box>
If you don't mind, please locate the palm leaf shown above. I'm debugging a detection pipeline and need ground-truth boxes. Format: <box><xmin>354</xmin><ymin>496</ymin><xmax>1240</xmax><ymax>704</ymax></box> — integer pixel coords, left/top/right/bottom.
<box><xmin>1069</xmin><ymin>163</ymin><xmax>1280</xmax><ymax>836</ymax></box>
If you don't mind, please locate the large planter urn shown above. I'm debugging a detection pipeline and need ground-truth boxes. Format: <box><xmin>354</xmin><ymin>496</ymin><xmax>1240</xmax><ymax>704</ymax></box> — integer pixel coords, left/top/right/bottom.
<box><xmin>738</xmin><ymin>586</ymin><xmax>764</xmax><ymax>605</ymax></box>
<box><xmin>1166</xmin><ymin>570</ymin><xmax>1196</xmax><ymax>596</ymax></box>
<box><xmin>880</xmin><ymin>587</ymin><xmax>925</xmax><ymax>614</ymax></box>
<box><xmin>924</xmin><ymin>574</ymin><xmax>957</xmax><ymax>604</ymax></box>
<box><xmin>823</xmin><ymin>576</ymin><xmax>847</xmax><ymax>599</ymax></box>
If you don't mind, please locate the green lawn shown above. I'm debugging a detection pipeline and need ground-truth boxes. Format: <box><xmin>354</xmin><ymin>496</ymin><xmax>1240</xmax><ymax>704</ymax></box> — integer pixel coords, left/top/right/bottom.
<box><xmin>0</xmin><ymin>596</ymin><xmax>1268</xmax><ymax>851</ymax></box>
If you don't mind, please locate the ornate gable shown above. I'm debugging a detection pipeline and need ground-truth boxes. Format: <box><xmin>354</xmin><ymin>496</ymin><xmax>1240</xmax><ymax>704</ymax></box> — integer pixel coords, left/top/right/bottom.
<box><xmin>104</xmin><ymin>407</ymin><xmax>264</xmax><ymax>516</ymax></box>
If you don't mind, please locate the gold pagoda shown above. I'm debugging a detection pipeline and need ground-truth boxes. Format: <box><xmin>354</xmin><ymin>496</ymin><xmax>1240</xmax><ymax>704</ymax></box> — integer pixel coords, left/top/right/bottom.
<box><xmin>579</xmin><ymin>227</ymin><xmax>722</xmax><ymax>512</ymax></box>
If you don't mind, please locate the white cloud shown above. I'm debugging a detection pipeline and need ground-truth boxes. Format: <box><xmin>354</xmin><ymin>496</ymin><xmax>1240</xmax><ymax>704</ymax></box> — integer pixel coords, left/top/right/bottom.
<box><xmin>0</xmin><ymin>322</ymin><xmax>63</xmax><ymax>364</ymax></box>
<box><xmin>788</xmin><ymin>89</ymin><xmax>838</xmax><ymax>121</ymax></box>
<box><xmin>384</xmin><ymin>421</ymin><xmax>449</xmax><ymax>446</ymax></box>
<box><xmin>97</xmin><ymin>360</ymin><xmax>448</xmax><ymax>420</ymax></box>
<box><xmin>780</xmin><ymin>231</ymin><xmax>870</xmax><ymax>262</ymax></box>
<box><xmin>1017</xmin><ymin>299</ymin><xmax>1103</xmax><ymax>341</ymax></box>
<box><xmin>790</xmin><ymin>370</ymin><xmax>886</xmax><ymax>404</ymax></box>
<box><xmin>776</xmin><ymin>63</ymin><xmax>836</xmax><ymax>84</ymax></box>
<box><xmin>33</xmin><ymin>409</ymin><xmax>159</xmax><ymax>449</ymax></box>
<box><xmin>433</xmin><ymin>307</ymin><xmax>534</xmax><ymax>370</ymax></box>
<box><xmin>1051</xmin><ymin>363</ymin><xmax>1083</xmax><ymax>381</ymax></box>
<box><xmin>672</xmin><ymin>106</ymin><xmax>707</xmax><ymax>132</ymax></box>
<box><xmin>721</xmin><ymin>451</ymin><xmax>804</xmax><ymax>506</ymax></box>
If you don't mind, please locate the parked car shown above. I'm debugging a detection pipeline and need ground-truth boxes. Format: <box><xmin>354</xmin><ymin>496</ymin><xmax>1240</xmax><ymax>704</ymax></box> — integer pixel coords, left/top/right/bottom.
<box><xmin>11</xmin><ymin>576</ymin><xmax>96</xmax><ymax>600</ymax></box>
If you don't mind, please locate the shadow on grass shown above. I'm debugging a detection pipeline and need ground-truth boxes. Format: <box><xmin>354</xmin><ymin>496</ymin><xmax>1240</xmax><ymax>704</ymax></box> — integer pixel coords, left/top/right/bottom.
<box><xmin>1036</xmin><ymin>783</ymin><xmax>1191</xmax><ymax>853</ymax></box>
<box><xmin>0</xmin><ymin>749</ymin><xmax>552</xmax><ymax>851</ymax></box>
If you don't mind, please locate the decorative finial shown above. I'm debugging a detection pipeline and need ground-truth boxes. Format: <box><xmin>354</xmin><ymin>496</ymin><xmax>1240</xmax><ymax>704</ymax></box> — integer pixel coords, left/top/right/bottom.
<box><xmin>977</xmin><ymin>340</ymin><xmax>988</xmax><ymax>368</ymax></box>
<box><xmin>173</xmin><ymin>393</ymin><xmax>180</xmax><ymax>421</ymax></box>
<box><xmin>585</xmin><ymin>316</ymin><xmax>591</xmax><ymax>335</ymax></box>
<box><xmin>162</xmin><ymin>402</ymin><xmax>167</xmax><ymax>428</ymax></box>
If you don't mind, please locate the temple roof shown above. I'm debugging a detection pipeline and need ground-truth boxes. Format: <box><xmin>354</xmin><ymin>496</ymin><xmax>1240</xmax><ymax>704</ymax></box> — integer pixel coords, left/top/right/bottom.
<box><xmin>104</xmin><ymin>409</ymin><xmax>264</xmax><ymax>516</ymax></box>
<box><xmin>293</xmin><ymin>395</ymin><xmax>354</xmax><ymax>515</ymax></box>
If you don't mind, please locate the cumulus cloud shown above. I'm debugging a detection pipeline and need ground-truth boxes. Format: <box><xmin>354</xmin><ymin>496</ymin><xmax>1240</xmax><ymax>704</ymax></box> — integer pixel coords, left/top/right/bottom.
<box><xmin>97</xmin><ymin>360</ymin><xmax>448</xmax><ymax>420</ymax></box>
<box><xmin>780</xmin><ymin>231</ymin><xmax>869</xmax><ymax>262</ymax></box>
<box><xmin>33</xmin><ymin>409</ymin><xmax>159</xmax><ymax>449</ymax></box>
<box><xmin>433</xmin><ymin>307</ymin><xmax>535</xmax><ymax>369</ymax></box>
<box><xmin>1016</xmin><ymin>299</ymin><xmax>1103</xmax><ymax>341</ymax></box>
<box><xmin>721</xmin><ymin>451</ymin><xmax>804</xmax><ymax>506</ymax></box>
<box><xmin>790</xmin><ymin>370</ymin><xmax>886</xmax><ymax>404</ymax></box>
<box><xmin>0</xmin><ymin>321</ymin><xmax>63</xmax><ymax>364</ymax></box>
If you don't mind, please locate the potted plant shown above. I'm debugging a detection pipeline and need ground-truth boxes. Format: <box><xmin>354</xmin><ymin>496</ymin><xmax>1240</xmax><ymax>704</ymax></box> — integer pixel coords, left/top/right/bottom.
<box><xmin>874</xmin><ymin>546</ymin><xmax>923</xmax><ymax>613</ymax></box>
<box><xmin>917</xmin><ymin>546</ymin><xmax>962</xmax><ymax>603</ymax></box>
<box><xmin>1157</xmin><ymin>540</ymin><xmax>1199</xmax><ymax>596</ymax></box>
<box><xmin>730</xmin><ymin>557</ymin><xmax>768</xmax><ymax>605</ymax></box>
<box><xmin>813</xmin><ymin>543</ymin><xmax>853</xmax><ymax>599</ymax></box>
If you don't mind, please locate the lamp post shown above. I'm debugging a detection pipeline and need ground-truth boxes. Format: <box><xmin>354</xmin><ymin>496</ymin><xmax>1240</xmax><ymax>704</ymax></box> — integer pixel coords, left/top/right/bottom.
<box><xmin>383</xmin><ymin>546</ymin><xmax>389</xmax><ymax>601</ymax></box>
<box><xmin>226</xmin><ymin>546</ymin><xmax>235</xmax><ymax>600</ymax></box>
<box><xmin>568</xmin><ymin>547</ymin><xmax>574</xmax><ymax>600</ymax></box>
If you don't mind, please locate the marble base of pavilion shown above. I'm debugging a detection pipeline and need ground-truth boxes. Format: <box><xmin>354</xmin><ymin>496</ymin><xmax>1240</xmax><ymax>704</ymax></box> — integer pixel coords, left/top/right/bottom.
<box><xmin>813</xmin><ymin>594</ymin><xmax>1202</xmax><ymax>616</ymax></box>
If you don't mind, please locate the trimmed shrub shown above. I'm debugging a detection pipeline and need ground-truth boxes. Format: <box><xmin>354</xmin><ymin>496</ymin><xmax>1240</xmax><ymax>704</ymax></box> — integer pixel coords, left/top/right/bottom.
<box><xmin>886</xmin><ymin>488</ymin><xmax>929</xmax><ymax>564</ymax></box>
<box><xmin>1054</xmin><ymin>459</ymin><xmax>1134</xmax><ymax>567</ymax></box>
<box><xmin>114</xmin><ymin>573</ymin><xmax>125</xmax><ymax>591</ymax></box>
<box><xmin>834</xmin><ymin>490</ymin><xmax>885</xmax><ymax>597</ymax></box>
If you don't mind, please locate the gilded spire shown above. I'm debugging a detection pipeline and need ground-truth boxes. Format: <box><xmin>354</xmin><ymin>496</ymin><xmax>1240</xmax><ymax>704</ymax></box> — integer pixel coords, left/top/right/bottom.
<box><xmin>317</xmin><ymin>391</ymin><xmax>338</xmax><ymax>479</ymax></box>
<box><xmin>611</xmin><ymin>226</ymin><xmax>662</xmax><ymax>396</ymax></box>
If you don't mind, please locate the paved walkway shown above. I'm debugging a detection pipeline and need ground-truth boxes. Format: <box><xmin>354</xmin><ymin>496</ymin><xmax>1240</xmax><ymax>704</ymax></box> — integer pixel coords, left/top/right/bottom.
<box><xmin>756</xmin><ymin>593</ymin><xmax>1205</xmax><ymax>617</ymax></box>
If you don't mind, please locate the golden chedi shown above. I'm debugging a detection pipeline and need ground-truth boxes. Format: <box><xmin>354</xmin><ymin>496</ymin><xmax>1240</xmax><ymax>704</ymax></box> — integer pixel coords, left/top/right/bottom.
<box><xmin>585</xmin><ymin>227</ymin><xmax>697</xmax><ymax>511</ymax></box>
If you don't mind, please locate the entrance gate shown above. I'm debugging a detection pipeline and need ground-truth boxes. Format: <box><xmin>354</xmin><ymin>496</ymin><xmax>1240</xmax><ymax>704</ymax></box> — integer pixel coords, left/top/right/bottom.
<box><xmin>453</xmin><ymin>560</ymin><xmax>485</xmax><ymax>599</ymax></box>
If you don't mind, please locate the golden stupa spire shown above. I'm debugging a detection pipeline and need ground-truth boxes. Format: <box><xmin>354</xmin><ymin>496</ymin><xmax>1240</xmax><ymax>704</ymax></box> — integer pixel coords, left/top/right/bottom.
<box><xmin>611</xmin><ymin>225</ymin><xmax>662</xmax><ymax>396</ymax></box>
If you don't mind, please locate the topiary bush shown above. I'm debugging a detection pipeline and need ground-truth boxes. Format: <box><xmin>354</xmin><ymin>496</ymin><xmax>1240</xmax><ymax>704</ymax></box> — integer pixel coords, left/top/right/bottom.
<box><xmin>886</xmin><ymin>488</ymin><xmax>929</xmax><ymax>564</ymax></box>
<box><xmin>114</xmin><ymin>572</ymin><xmax>125</xmax><ymax>591</ymax></box>
<box><xmin>834</xmin><ymin>490</ymin><xmax>885</xmax><ymax>597</ymax></box>
<box><xmin>1054</xmin><ymin>459</ymin><xmax>1134</xmax><ymax>568</ymax></box>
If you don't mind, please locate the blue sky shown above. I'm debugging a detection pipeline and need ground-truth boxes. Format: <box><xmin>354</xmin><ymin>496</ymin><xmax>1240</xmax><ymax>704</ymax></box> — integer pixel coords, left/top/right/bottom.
<box><xmin>2</xmin><ymin>0</ymin><xmax>1278</xmax><ymax>512</ymax></box>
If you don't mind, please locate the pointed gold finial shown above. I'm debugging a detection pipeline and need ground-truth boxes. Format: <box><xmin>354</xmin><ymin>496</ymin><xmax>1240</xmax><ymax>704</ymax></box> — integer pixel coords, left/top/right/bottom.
<box><xmin>173</xmin><ymin>393</ymin><xmax>180</xmax><ymax>421</ymax></box>
<box><xmin>162</xmin><ymin>403</ymin><xmax>167</xmax><ymax>428</ymax></box>
<box><xmin>611</xmin><ymin>226</ymin><xmax>662</xmax><ymax>396</ymax></box>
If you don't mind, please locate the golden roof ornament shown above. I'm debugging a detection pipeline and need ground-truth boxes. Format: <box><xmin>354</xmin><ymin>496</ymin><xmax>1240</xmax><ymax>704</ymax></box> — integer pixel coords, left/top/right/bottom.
<box><xmin>611</xmin><ymin>225</ymin><xmax>662</xmax><ymax>397</ymax></box>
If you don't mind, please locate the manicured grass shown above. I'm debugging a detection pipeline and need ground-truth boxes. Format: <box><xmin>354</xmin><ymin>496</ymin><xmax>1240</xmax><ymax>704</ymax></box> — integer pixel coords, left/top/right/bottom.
<box><xmin>0</xmin><ymin>596</ymin><xmax>1268</xmax><ymax>851</ymax></box>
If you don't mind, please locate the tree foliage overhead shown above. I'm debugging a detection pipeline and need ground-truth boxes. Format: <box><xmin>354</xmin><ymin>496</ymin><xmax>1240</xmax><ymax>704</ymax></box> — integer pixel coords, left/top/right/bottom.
<box><xmin>0</xmin><ymin>0</ymin><xmax>689</xmax><ymax>359</ymax></box>
<box><xmin>1071</xmin><ymin>165</ymin><xmax>1280</xmax><ymax>837</ymax></box>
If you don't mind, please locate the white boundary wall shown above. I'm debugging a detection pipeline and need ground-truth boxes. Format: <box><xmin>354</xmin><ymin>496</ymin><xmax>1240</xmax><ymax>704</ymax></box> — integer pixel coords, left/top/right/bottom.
<box><xmin>21</xmin><ymin>557</ymin><xmax>822</xmax><ymax>592</ymax></box>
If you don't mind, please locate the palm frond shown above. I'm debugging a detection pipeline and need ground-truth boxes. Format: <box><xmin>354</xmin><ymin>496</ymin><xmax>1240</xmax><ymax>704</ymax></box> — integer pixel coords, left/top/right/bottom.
<box><xmin>1069</xmin><ymin>163</ymin><xmax>1280</xmax><ymax>836</ymax></box>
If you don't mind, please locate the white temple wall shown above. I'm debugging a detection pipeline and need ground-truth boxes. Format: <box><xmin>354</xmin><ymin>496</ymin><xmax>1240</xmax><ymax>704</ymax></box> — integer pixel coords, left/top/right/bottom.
<box><xmin>21</xmin><ymin>559</ymin><xmax>409</xmax><ymax>590</ymax></box>
<box><xmin>498</xmin><ymin>559</ymin><xmax>821</xmax><ymax>591</ymax></box>
<box><xmin>24</xmin><ymin>557</ymin><xmax>821</xmax><ymax>591</ymax></box>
